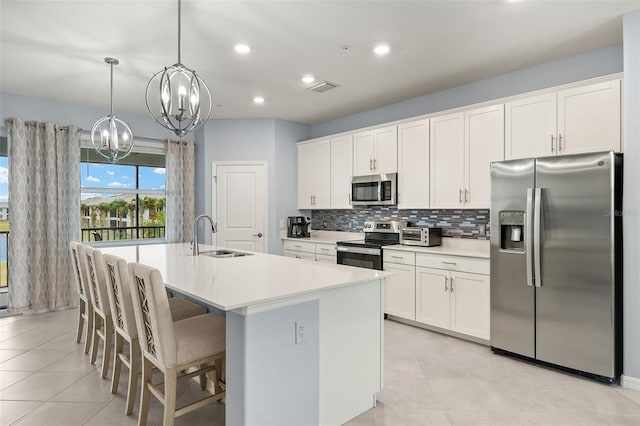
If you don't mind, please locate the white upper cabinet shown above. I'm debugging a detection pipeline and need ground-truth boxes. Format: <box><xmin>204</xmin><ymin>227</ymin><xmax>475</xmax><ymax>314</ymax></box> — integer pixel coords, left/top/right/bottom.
<box><xmin>505</xmin><ymin>92</ymin><xmax>557</xmax><ymax>160</ymax></box>
<box><xmin>430</xmin><ymin>105</ymin><xmax>504</xmax><ymax>209</ymax></box>
<box><xmin>353</xmin><ymin>125</ymin><xmax>398</xmax><ymax>176</ymax></box>
<box><xmin>506</xmin><ymin>79</ymin><xmax>621</xmax><ymax>160</ymax></box>
<box><xmin>430</xmin><ymin>112</ymin><xmax>466</xmax><ymax>208</ymax></box>
<box><xmin>330</xmin><ymin>134</ymin><xmax>353</xmax><ymax>209</ymax></box>
<box><xmin>397</xmin><ymin>119</ymin><xmax>430</xmax><ymax>209</ymax></box>
<box><xmin>557</xmin><ymin>80</ymin><xmax>621</xmax><ymax>155</ymax></box>
<box><xmin>465</xmin><ymin>104</ymin><xmax>505</xmax><ymax>208</ymax></box>
<box><xmin>297</xmin><ymin>139</ymin><xmax>331</xmax><ymax>209</ymax></box>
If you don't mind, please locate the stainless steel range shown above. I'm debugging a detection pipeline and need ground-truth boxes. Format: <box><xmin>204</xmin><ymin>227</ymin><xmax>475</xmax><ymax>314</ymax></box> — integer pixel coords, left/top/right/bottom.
<box><xmin>336</xmin><ymin>220</ymin><xmax>405</xmax><ymax>270</ymax></box>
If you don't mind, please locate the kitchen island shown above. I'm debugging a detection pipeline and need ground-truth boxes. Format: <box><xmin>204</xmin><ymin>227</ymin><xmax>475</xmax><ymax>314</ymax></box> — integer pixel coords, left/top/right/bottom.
<box><xmin>99</xmin><ymin>243</ymin><xmax>390</xmax><ymax>426</ymax></box>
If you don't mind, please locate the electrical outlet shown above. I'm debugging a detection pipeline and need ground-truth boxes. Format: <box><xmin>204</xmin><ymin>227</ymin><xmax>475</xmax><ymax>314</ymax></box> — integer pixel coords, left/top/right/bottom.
<box><xmin>280</xmin><ymin>219</ymin><xmax>285</xmax><ymax>229</ymax></box>
<box><xmin>478</xmin><ymin>224</ymin><xmax>486</xmax><ymax>236</ymax></box>
<box><xmin>295</xmin><ymin>321</ymin><xmax>307</xmax><ymax>345</ymax></box>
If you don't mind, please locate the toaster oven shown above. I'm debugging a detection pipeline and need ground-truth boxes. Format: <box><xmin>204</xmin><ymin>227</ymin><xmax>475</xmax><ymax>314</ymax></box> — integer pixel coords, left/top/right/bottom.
<box><xmin>400</xmin><ymin>227</ymin><xmax>442</xmax><ymax>247</ymax></box>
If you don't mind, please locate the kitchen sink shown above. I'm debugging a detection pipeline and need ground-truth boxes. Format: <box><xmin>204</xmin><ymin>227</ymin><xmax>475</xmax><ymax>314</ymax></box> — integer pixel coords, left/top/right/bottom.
<box><xmin>199</xmin><ymin>250</ymin><xmax>252</xmax><ymax>258</ymax></box>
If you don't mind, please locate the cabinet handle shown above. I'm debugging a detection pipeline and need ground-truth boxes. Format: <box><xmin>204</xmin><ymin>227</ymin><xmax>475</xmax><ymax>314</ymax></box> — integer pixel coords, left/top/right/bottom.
<box><xmin>369</xmin><ymin>158</ymin><xmax>373</xmax><ymax>170</ymax></box>
<box><xmin>294</xmin><ymin>245</ymin><xmax>302</xmax><ymax>248</ymax></box>
<box><xmin>558</xmin><ymin>133</ymin><xmax>563</xmax><ymax>152</ymax></box>
<box><xmin>459</xmin><ymin>189</ymin><xmax>463</xmax><ymax>204</ymax></box>
<box><xmin>444</xmin><ymin>277</ymin><xmax>449</xmax><ymax>292</ymax></box>
<box><xmin>391</xmin><ymin>255</ymin><xmax>404</xmax><ymax>259</ymax></box>
<box><xmin>450</xmin><ymin>277</ymin><xmax>454</xmax><ymax>293</ymax></box>
<box><xmin>373</xmin><ymin>158</ymin><xmax>377</xmax><ymax>170</ymax></box>
<box><xmin>464</xmin><ymin>189</ymin><xmax>468</xmax><ymax>204</ymax></box>
<box><xmin>442</xmin><ymin>261</ymin><xmax>457</xmax><ymax>266</ymax></box>
<box><xmin>551</xmin><ymin>134</ymin><xmax>555</xmax><ymax>153</ymax></box>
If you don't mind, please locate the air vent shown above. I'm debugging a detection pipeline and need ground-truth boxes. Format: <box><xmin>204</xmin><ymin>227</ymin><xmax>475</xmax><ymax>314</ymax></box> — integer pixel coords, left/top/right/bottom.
<box><xmin>308</xmin><ymin>81</ymin><xmax>339</xmax><ymax>93</ymax></box>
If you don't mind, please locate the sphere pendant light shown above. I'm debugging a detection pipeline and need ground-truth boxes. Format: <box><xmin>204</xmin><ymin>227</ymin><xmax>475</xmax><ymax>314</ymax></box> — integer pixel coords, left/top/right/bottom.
<box><xmin>90</xmin><ymin>57</ymin><xmax>134</xmax><ymax>163</ymax></box>
<box><xmin>145</xmin><ymin>0</ymin><xmax>212</xmax><ymax>138</ymax></box>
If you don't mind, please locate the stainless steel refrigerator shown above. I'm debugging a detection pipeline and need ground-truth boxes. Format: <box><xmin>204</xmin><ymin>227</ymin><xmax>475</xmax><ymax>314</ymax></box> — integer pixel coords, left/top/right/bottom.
<box><xmin>490</xmin><ymin>151</ymin><xmax>622</xmax><ymax>382</ymax></box>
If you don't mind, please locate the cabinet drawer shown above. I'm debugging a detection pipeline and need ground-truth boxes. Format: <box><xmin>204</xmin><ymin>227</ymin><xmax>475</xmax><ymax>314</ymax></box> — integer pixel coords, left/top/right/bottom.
<box><xmin>415</xmin><ymin>253</ymin><xmax>489</xmax><ymax>275</ymax></box>
<box><xmin>283</xmin><ymin>250</ymin><xmax>316</xmax><ymax>261</ymax></box>
<box><xmin>383</xmin><ymin>250</ymin><xmax>416</xmax><ymax>266</ymax></box>
<box><xmin>315</xmin><ymin>243</ymin><xmax>337</xmax><ymax>256</ymax></box>
<box><xmin>283</xmin><ymin>240</ymin><xmax>315</xmax><ymax>253</ymax></box>
<box><xmin>316</xmin><ymin>254</ymin><xmax>337</xmax><ymax>263</ymax></box>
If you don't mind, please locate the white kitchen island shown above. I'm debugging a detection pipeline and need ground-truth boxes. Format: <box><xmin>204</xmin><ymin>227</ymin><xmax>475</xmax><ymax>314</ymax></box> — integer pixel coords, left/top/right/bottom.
<box><xmin>99</xmin><ymin>243</ymin><xmax>390</xmax><ymax>426</ymax></box>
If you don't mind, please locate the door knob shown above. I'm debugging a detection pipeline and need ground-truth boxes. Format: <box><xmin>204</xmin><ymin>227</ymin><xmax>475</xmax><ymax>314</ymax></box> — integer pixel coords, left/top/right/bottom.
<box><xmin>253</xmin><ymin>233</ymin><xmax>263</xmax><ymax>237</ymax></box>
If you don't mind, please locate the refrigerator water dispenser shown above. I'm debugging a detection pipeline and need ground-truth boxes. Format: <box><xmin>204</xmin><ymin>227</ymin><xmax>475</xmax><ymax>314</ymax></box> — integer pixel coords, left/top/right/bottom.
<box><xmin>499</xmin><ymin>211</ymin><xmax>525</xmax><ymax>251</ymax></box>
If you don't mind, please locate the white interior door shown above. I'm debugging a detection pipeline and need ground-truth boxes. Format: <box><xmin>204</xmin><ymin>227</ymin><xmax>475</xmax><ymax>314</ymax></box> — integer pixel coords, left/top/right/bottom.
<box><xmin>213</xmin><ymin>162</ymin><xmax>267</xmax><ymax>253</ymax></box>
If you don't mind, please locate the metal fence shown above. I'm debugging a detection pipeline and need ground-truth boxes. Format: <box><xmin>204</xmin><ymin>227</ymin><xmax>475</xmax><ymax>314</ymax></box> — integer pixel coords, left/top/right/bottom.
<box><xmin>81</xmin><ymin>226</ymin><xmax>165</xmax><ymax>242</ymax></box>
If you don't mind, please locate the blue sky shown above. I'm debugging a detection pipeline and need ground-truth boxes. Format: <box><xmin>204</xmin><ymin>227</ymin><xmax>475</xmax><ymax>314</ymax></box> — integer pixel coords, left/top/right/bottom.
<box><xmin>0</xmin><ymin>158</ymin><xmax>166</xmax><ymax>203</ymax></box>
<box><xmin>80</xmin><ymin>163</ymin><xmax>166</xmax><ymax>200</ymax></box>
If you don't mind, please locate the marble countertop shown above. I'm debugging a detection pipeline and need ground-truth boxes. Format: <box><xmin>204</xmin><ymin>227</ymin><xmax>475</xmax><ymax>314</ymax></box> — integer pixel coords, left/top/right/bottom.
<box><xmin>99</xmin><ymin>243</ymin><xmax>390</xmax><ymax>311</ymax></box>
<box><xmin>385</xmin><ymin>238</ymin><xmax>490</xmax><ymax>259</ymax></box>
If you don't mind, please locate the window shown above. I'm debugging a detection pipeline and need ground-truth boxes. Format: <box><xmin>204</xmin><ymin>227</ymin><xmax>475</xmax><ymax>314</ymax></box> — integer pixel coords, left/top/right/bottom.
<box><xmin>80</xmin><ymin>137</ymin><xmax>166</xmax><ymax>242</ymax></box>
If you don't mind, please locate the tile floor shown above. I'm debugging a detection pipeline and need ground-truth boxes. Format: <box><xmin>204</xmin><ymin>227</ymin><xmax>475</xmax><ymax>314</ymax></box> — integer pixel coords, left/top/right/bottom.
<box><xmin>1</xmin><ymin>308</ymin><xmax>639</xmax><ymax>425</ymax></box>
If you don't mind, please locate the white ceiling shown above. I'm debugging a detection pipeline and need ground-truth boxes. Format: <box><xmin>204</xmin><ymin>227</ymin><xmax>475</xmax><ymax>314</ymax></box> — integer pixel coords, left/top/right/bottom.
<box><xmin>1</xmin><ymin>0</ymin><xmax>639</xmax><ymax>125</ymax></box>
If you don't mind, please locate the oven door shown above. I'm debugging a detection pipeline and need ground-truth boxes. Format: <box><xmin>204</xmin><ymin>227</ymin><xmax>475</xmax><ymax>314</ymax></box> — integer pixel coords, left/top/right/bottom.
<box><xmin>336</xmin><ymin>246</ymin><xmax>383</xmax><ymax>270</ymax></box>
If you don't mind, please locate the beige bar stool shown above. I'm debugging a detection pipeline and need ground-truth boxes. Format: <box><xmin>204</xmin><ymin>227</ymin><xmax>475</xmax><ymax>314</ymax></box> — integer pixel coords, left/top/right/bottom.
<box><xmin>129</xmin><ymin>262</ymin><xmax>226</xmax><ymax>426</ymax></box>
<box><xmin>84</xmin><ymin>246</ymin><xmax>115</xmax><ymax>378</ymax></box>
<box><xmin>69</xmin><ymin>241</ymin><xmax>94</xmax><ymax>354</ymax></box>
<box><xmin>102</xmin><ymin>253</ymin><xmax>208</xmax><ymax>415</ymax></box>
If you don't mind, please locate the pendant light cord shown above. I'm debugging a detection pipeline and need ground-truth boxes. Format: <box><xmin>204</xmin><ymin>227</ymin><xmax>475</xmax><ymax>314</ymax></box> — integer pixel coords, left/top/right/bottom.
<box><xmin>177</xmin><ymin>0</ymin><xmax>182</xmax><ymax>64</ymax></box>
<box><xmin>109</xmin><ymin>62</ymin><xmax>114</xmax><ymax>116</ymax></box>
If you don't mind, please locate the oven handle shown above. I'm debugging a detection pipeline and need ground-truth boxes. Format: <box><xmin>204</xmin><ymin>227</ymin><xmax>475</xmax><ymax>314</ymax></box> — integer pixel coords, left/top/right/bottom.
<box><xmin>336</xmin><ymin>246</ymin><xmax>382</xmax><ymax>256</ymax></box>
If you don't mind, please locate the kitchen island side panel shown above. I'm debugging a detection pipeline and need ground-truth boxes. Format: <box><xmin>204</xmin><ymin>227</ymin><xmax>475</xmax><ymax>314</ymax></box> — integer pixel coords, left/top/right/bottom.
<box><xmin>226</xmin><ymin>300</ymin><xmax>320</xmax><ymax>426</ymax></box>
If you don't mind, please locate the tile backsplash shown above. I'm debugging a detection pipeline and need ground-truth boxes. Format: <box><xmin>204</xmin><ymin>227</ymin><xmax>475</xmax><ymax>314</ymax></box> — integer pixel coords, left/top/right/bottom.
<box><xmin>311</xmin><ymin>207</ymin><xmax>490</xmax><ymax>239</ymax></box>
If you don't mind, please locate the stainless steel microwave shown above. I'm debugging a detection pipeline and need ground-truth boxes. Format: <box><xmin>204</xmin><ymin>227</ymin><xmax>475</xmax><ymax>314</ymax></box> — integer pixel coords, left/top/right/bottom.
<box><xmin>350</xmin><ymin>173</ymin><xmax>397</xmax><ymax>206</ymax></box>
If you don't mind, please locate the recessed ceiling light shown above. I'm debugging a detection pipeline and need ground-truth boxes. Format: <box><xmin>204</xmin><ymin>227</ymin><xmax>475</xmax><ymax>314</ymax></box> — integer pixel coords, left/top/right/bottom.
<box><xmin>373</xmin><ymin>44</ymin><xmax>390</xmax><ymax>56</ymax></box>
<box><xmin>234</xmin><ymin>44</ymin><xmax>251</xmax><ymax>54</ymax></box>
<box><xmin>302</xmin><ymin>75</ymin><xmax>316</xmax><ymax>84</ymax></box>
<box><xmin>253</xmin><ymin>96</ymin><xmax>265</xmax><ymax>104</ymax></box>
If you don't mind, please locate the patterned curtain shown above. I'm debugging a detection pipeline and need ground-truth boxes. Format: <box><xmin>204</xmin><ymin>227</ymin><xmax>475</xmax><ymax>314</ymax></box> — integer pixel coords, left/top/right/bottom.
<box><xmin>6</xmin><ymin>118</ymin><xmax>81</xmax><ymax>312</ymax></box>
<box><xmin>165</xmin><ymin>139</ymin><xmax>195</xmax><ymax>243</ymax></box>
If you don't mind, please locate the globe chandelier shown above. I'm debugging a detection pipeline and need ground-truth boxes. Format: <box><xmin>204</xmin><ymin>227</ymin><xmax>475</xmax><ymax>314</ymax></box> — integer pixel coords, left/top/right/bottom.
<box><xmin>145</xmin><ymin>0</ymin><xmax>212</xmax><ymax>138</ymax></box>
<box><xmin>91</xmin><ymin>57</ymin><xmax>134</xmax><ymax>163</ymax></box>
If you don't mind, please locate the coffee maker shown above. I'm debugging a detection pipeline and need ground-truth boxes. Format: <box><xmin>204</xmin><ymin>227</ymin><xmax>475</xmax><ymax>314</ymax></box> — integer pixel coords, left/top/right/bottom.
<box><xmin>287</xmin><ymin>216</ymin><xmax>311</xmax><ymax>238</ymax></box>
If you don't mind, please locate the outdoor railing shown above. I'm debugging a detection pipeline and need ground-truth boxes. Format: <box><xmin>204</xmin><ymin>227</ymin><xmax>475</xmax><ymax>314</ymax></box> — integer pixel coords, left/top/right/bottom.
<box><xmin>81</xmin><ymin>226</ymin><xmax>165</xmax><ymax>242</ymax></box>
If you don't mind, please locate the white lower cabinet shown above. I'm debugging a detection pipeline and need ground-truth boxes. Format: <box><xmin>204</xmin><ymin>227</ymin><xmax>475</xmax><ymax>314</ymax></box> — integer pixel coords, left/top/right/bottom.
<box><xmin>283</xmin><ymin>240</ymin><xmax>316</xmax><ymax>260</ymax></box>
<box><xmin>383</xmin><ymin>250</ymin><xmax>416</xmax><ymax>320</ymax></box>
<box><xmin>315</xmin><ymin>242</ymin><xmax>337</xmax><ymax>263</ymax></box>
<box><xmin>415</xmin><ymin>253</ymin><xmax>490</xmax><ymax>340</ymax></box>
<box><xmin>282</xmin><ymin>240</ymin><xmax>338</xmax><ymax>263</ymax></box>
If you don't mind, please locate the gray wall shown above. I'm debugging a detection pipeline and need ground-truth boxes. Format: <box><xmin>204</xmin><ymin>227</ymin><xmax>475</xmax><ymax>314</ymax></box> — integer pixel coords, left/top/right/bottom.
<box><xmin>310</xmin><ymin>45</ymin><xmax>623</xmax><ymax>138</ymax></box>
<box><xmin>195</xmin><ymin>118</ymin><xmax>308</xmax><ymax>254</ymax></box>
<box><xmin>623</xmin><ymin>9</ymin><xmax>640</xmax><ymax>386</ymax></box>
<box><xmin>0</xmin><ymin>92</ymin><xmax>178</xmax><ymax>141</ymax></box>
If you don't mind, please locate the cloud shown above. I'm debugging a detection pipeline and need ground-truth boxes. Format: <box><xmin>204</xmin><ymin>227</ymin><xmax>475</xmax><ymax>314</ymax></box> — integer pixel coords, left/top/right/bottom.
<box><xmin>86</xmin><ymin>175</ymin><xmax>100</xmax><ymax>183</ymax></box>
<box><xmin>0</xmin><ymin>195</ymin><xmax>7</xmax><ymax>202</ymax></box>
<box><xmin>108</xmin><ymin>181</ymin><xmax>131</xmax><ymax>188</ymax></box>
<box><xmin>0</xmin><ymin>166</ymin><xmax>7</xmax><ymax>184</ymax></box>
<box><xmin>122</xmin><ymin>176</ymin><xmax>129</xmax><ymax>180</ymax></box>
<box><xmin>154</xmin><ymin>168</ymin><xmax>166</xmax><ymax>175</ymax></box>
<box><xmin>107</xmin><ymin>171</ymin><xmax>114</xmax><ymax>176</ymax></box>
<box><xmin>81</xmin><ymin>193</ymin><xmax>102</xmax><ymax>200</ymax></box>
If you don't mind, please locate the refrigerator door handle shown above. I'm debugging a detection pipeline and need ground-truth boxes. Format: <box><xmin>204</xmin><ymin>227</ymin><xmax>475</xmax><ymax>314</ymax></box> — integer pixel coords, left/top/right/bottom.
<box><xmin>526</xmin><ymin>188</ymin><xmax>534</xmax><ymax>287</ymax></box>
<box><xmin>534</xmin><ymin>187</ymin><xmax>543</xmax><ymax>288</ymax></box>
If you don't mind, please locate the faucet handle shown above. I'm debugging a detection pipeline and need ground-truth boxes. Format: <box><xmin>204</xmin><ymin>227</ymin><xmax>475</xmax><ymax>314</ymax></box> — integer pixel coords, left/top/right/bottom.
<box><xmin>212</xmin><ymin>222</ymin><xmax>218</xmax><ymax>233</ymax></box>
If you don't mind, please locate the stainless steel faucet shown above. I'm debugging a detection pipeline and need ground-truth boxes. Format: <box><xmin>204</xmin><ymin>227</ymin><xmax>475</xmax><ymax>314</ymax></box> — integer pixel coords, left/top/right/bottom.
<box><xmin>192</xmin><ymin>214</ymin><xmax>217</xmax><ymax>256</ymax></box>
